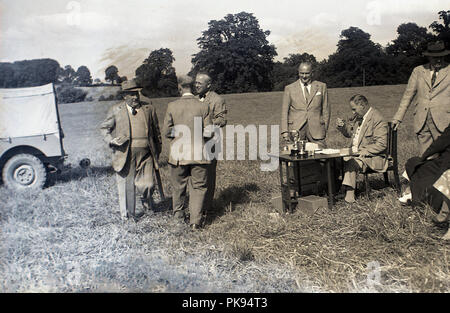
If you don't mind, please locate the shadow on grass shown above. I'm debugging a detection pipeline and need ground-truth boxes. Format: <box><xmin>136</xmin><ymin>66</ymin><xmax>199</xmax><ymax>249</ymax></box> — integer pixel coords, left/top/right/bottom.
<box><xmin>204</xmin><ymin>183</ymin><xmax>260</xmax><ymax>225</ymax></box>
<box><xmin>47</xmin><ymin>165</ymin><xmax>115</xmax><ymax>186</ymax></box>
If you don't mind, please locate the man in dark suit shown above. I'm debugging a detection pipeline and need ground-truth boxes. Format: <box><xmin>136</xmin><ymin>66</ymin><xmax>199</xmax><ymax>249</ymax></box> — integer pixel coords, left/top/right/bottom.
<box><xmin>337</xmin><ymin>94</ymin><xmax>388</xmax><ymax>203</ymax></box>
<box><xmin>194</xmin><ymin>72</ymin><xmax>227</xmax><ymax>211</ymax></box>
<box><xmin>163</xmin><ymin>75</ymin><xmax>212</xmax><ymax>230</ymax></box>
<box><xmin>100</xmin><ymin>79</ymin><xmax>162</xmax><ymax>221</ymax></box>
<box><xmin>281</xmin><ymin>62</ymin><xmax>330</xmax><ymax>147</ymax></box>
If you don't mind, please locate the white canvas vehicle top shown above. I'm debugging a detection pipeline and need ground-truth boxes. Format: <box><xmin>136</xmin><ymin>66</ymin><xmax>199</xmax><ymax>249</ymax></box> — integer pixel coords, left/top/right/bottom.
<box><xmin>0</xmin><ymin>83</ymin><xmax>66</xmax><ymax>190</ymax></box>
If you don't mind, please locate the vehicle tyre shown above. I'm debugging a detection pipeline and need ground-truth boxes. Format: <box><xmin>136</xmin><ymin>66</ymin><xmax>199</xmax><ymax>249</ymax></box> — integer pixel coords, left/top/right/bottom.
<box><xmin>2</xmin><ymin>154</ymin><xmax>47</xmax><ymax>191</ymax></box>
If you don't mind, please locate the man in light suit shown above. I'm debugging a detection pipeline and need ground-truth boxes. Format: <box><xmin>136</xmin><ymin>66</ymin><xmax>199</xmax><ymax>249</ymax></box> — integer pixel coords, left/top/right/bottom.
<box><xmin>281</xmin><ymin>62</ymin><xmax>330</xmax><ymax>147</ymax></box>
<box><xmin>163</xmin><ymin>75</ymin><xmax>212</xmax><ymax>230</ymax></box>
<box><xmin>194</xmin><ymin>72</ymin><xmax>227</xmax><ymax>211</ymax></box>
<box><xmin>392</xmin><ymin>41</ymin><xmax>450</xmax><ymax>154</ymax></box>
<box><xmin>100</xmin><ymin>79</ymin><xmax>162</xmax><ymax>221</ymax></box>
<box><xmin>337</xmin><ymin>94</ymin><xmax>388</xmax><ymax>203</ymax></box>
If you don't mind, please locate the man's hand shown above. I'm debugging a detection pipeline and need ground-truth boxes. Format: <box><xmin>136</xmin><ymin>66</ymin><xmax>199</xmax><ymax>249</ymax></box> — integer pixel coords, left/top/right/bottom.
<box><xmin>392</xmin><ymin>119</ymin><xmax>401</xmax><ymax>131</ymax></box>
<box><xmin>358</xmin><ymin>148</ymin><xmax>369</xmax><ymax>157</ymax></box>
<box><xmin>110</xmin><ymin>136</ymin><xmax>129</xmax><ymax>148</ymax></box>
<box><xmin>336</xmin><ymin>117</ymin><xmax>345</xmax><ymax>128</ymax></box>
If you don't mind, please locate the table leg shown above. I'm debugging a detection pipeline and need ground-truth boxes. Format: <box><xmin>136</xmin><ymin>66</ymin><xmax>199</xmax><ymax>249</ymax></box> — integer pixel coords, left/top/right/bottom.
<box><xmin>326</xmin><ymin>159</ymin><xmax>334</xmax><ymax>209</ymax></box>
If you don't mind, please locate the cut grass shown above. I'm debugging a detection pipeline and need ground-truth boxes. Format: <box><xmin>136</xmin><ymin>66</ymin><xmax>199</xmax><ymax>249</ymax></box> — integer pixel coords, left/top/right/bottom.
<box><xmin>0</xmin><ymin>85</ymin><xmax>449</xmax><ymax>292</ymax></box>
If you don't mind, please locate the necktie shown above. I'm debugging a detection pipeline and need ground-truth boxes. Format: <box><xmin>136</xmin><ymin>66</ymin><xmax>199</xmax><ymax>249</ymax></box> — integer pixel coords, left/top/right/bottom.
<box><xmin>304</xmin><ymin>83</ymin><xmax>310</xmax><ymax>100</ymax></box>
<box><xmin>431</xmin><ymin>70</ymin><xmax>437</xmax><ymax>87</ymax></box>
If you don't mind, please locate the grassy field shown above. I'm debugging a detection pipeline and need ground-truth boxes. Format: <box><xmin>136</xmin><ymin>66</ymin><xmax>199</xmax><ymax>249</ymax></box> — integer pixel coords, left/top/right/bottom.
<box><xmin>0</xmin><ymin>84</ymin><xmax>449</xmax><ymax>292</ymax></box>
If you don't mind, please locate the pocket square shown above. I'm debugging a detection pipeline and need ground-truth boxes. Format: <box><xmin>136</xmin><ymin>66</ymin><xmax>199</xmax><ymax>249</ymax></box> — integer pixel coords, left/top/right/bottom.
<box><xmin>315</xmin><ymin>92</ymin><xmax>322</xmax><ymax>96</ymax></box>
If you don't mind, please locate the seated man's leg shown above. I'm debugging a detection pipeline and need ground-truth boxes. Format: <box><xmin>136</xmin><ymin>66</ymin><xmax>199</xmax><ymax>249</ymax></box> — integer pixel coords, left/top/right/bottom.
<box><xmin>342</xmin><ymin>157</ymin><xmax>364</xmax><ymax>203</ymax></box>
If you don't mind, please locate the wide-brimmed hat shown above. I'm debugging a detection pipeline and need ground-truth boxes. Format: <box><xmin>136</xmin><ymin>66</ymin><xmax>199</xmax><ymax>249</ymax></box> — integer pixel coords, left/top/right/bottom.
<box><xmin>120</xmin><ymin>78</ymin><xmax>142</xmax><ymax>93</ymax></box>
<box><xmin>423</xmin><ymin>41</ymin><xmax>450</xmax><ymax>57</ymax></box>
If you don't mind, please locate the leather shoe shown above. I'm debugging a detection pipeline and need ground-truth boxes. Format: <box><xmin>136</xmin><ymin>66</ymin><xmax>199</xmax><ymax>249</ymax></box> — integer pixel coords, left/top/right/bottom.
<box><xmin>190</xmin><ymin>224</ymin><xmax>201</xmax><ymax>231</ymax></box>
<box><xmin>398</xmin><ymin>193</ymin><xmax>412</xmax><ymax>205</ymax></box>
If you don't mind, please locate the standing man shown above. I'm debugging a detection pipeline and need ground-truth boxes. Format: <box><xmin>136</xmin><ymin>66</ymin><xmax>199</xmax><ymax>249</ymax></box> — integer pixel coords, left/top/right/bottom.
<box><xmin>281</xmin><ymin>61</ymin><xmax>330</xmax><ymax>148</ymax></box>
<box><xmin>100</xmin><ymin>79</ymin><xmax>162</xmax><ymax>221</ymax></box>
<box><xmin>337</xmin><ymin>95</ymin><xmax>388</xmax><ymax>203</ymax></box>
<box><xmin>163</xmin><ymin>75</ymin><xmax>212</xmax><ymax>230</ymax></box>
<box><xmin>392</xmin><ymin>41</ymin><xmax>450</xmax><ymax>154</ymax></box>
<box><xmin>194</xmin><ymin>72</ymin><xmax>227</xmax><ymax>210</ymax></box>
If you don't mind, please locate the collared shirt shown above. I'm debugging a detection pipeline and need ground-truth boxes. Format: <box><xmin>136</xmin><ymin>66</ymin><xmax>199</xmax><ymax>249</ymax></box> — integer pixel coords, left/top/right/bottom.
<box><xmin>299</xmin><ymin>81</ymin><xmax>312</xmax><ymax>101</ymax></box>
<box><xmin>199</xmin><ymin>91</ymin><xmax>210</xmax><ymax>102</ymax></box>
<box><xmin>352</xmin><ymin>107</ymin><xmax>372</xmax><ymax>153</ymax></box>
<box><xmin>126</xmin><ymin>103</ymin><xmax>140</xmax><ymax>114</ymax></box>
<box><xmin>182</xmin><ymin>92</ymin><xmax>194</xmax><ymax>97</ymax></box>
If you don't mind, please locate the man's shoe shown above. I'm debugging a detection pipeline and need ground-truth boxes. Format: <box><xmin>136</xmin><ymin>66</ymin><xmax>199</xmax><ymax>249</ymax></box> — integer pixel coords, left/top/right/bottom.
<box><xmin>398</xmin><ymin>193</ymin><xmax>412</xmax><ymax>205</ymax></box>
<box><xmin>174</xmin><ymin>211</ymin><xmax>185</xmax><ymax>220</ymax></box>
<box><xmin>190</xmin><ymin>224</ymin><xmax>201</xmax><ymax>231</ymax></box>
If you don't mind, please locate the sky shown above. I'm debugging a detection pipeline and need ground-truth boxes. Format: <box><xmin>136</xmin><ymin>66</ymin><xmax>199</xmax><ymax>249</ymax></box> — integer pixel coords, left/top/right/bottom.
<box><xmin>0</xmin><ymin>0</ymin><xmax>448</xmax><ymax>80</ymax></box>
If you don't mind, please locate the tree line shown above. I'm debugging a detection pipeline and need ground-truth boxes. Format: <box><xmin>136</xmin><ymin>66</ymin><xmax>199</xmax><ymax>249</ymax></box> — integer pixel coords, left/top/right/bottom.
<box><xmin>0</xmin><ymin>10</ymin><xmax>448</xmax><ymax>99</ymax></box>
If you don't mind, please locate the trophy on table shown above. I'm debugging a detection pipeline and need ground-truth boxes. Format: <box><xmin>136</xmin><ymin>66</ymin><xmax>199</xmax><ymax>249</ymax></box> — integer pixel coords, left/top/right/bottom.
<box><xmin>298</xmin><ymin>140</ymin><xmax>307</xmax><ymax>157</ymax></box>
<box><xmin>289</xmin><ymin>130</ymin><xmax>300</xmax><ymax>156</ymax></box>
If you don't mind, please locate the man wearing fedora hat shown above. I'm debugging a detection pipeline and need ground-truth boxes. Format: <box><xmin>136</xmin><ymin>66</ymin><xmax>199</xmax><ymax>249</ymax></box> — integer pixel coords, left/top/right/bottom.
<box><xmin>392</xmin><ymin>40</ymin><xmax>450</xmax><ymax>153</ymax></box>
<box><xmin>100</xmin><ymin>78</ymin><xmax>162</xmax><ymax>221</ymax></box>
<box><xmin>392</xmin><ymin>40</ymin><xmax>450</xmax><ymax>204</ymax></box>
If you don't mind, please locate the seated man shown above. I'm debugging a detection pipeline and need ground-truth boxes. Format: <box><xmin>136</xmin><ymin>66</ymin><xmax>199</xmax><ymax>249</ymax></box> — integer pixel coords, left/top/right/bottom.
<box><xmin>404</xmin><ymin>124</ymin><xmax>450</xmax><ymax>240</ymax></box>
<box><xmin>336</xmin><ymin>94</ymin><xmax>388</xmax><ymax>203</ymax></box>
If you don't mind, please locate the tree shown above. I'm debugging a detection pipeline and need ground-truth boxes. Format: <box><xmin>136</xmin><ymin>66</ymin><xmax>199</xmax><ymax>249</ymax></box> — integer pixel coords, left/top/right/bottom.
<box><xmin>0</xmin><ymin>59</ymin><xmax>60</xmax><ymax>88</ymax></box>
<box><xmin>135</xmin><ymin>48</ymin><xmax>178</xmax><ymax>98</ymax></box>
<box><xmin>105</xmin><ymin>65</ymin><xmax>121</xmax><ymax>85</ymax></box>
<box><xmin>386</xmin><ymin>23</ymin><xmax>433</xmax><ymax>83</ymax></box>
<box><xmin>386</xmin><ymin>23</ymin><xmax>434</xmax><ymax>57</ymax></box>
<box><xmin>316</xmin><ymin>27</ymin><xmax>397</xmax><ymax>87</ymax></box>
<box><xmin>74</xmin><ymin>66</ymin><xmax>92</xmax><ymax>86</ymax></box>
<box><xmin>190</xmin><ymin>12</ymin><xmax>277</xmax><ymax>94</ymax></box>
<box><xmin>430</xmin><ymin>10</ymin><xmax>450</xmax><ymax>49</ymax></box>
<box><xmin>57</xmin><ymin>65</ymin><xmax>76</xmax><ymax>84</ymax></box>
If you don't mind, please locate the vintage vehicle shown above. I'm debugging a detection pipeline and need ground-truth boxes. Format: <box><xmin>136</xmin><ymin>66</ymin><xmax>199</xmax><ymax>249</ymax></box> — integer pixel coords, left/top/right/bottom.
<box><xmin>0</xmin><ymin>83</ymin><xmax>66</xmax><ymax>190</ymax></box>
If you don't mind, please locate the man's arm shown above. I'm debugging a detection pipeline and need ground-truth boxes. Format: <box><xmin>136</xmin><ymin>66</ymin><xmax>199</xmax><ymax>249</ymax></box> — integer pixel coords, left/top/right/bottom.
<box><xmin>99</xmin><ymin>107</ymin><xmax>115</xmax><ymax>145</ymax></box>
<box><xmin>211</xmin><ymin>95</ymin><xmax>227</xmax><ymax>127</ymax></box>
<box><xmin>322</xmin><ymin>83</ymin><xmax>330</xmax><ymax>132</ymax></box>
<box><xmin>281</xmin><ymin>86</ymin><xmax>291</xmax><ymax>138</ymax></box>
<box><xmin>392</xmin><ymin>67</ymin><xmax>419</xmax><ymax>130</ymax></box>
<box><xmin>336</xmin><ymin>120</ymin><xmax>353</xmax><ymax>138</ymax></box>
<box><xmin>162</xmin><ymin>105</ymin><xmax>174</xmax><ymax>139</ymax></box>
<box><xmin>150</xmin><ymin>105</ymin><xmax>162</xmax><ymax>155</ymax></box>
<box><xmin>360</xmin><ymin>120</ymin><xmax>388</xmax><ymax>156</ymax></box>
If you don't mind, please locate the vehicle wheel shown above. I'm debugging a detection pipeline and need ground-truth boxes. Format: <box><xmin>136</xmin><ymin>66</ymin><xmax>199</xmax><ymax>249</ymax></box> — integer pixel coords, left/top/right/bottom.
<box><xmin>2</xmin><ymin>154</ymin><xmax>47</xmax><ymax>191</ymax></box>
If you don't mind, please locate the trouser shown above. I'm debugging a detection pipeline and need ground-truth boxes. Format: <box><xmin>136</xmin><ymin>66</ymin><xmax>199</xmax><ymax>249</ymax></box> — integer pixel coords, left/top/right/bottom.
<box><xmin>169</xmin><ymin>163</ymin><xmax>209</xmax><ymax>225</ymax></box>
<box><xmin>417</xmin><ymin>111</ymin><xmax>442</xmax><ymax>155</ymax></box>
<box><xmin>205</xmin><ymin>159</ymin><xmax>217</xmax><ymax>208</ymax></box>
<box><xmin>116</xmin><ymin>147</ymin><xmax>155</xmax><ymax>219</ymax></box>
<box><xmin>342</xmin><ymin>157</ymin><xmax>366</xmax><ymax>189</ymax></box>
<box><xmin>297</xmin><ymin>123</ymin><xmax>327</xmax><ymax>149</ymax></box>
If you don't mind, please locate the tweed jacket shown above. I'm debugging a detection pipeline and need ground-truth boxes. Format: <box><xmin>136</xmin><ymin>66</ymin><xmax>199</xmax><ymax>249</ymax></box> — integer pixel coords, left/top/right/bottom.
<box><xmin>100</xmin><ymin>100</ymin><xmax>162</xmax><ymax>173</ymax></box>
<box><xmin>281</xmin><ymin>79</ymin><xmax>330</xmax><ymax>140</ymax></box>
<box><xmin>163</xmin><ymin>94</ymin><xmax>211</xmax><ymax>166</ymax></box>
<box><xmin>201</xmin><ymin>91</ymin><xmax>227</xmax><ymax>127</ymax></box>
<box><xmin>338</xmin><ymin>107</ymin><xmax>389</xmax><ymax>172</ymax></box>
<box><xmin>393</xmin><ymin>63</ymin><xmax>450</xmax><ymax>133</ymax></box>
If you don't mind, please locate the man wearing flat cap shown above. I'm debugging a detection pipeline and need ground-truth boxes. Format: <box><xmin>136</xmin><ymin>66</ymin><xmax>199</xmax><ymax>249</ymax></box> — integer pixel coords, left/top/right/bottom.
<box><xmin>163</xmin><ymin>75</ymin><xmax>211</xmax><ymax>230</ymax></box>
<box><xmin>100</xmin><ymin>78</ymin><xmax>162</xmax><ymax>221</ymax></box>
<box><xmin>392</xmin><ymin>40</ymin><xmax>450</xmax><ymax>154</ymax></box>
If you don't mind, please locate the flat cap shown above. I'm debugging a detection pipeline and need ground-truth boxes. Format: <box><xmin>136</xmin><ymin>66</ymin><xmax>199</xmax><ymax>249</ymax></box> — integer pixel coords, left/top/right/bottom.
<box><xmin>177</xmin><ymin>75</ymin><xmax>193</xmax><ymax>87</ymax></box>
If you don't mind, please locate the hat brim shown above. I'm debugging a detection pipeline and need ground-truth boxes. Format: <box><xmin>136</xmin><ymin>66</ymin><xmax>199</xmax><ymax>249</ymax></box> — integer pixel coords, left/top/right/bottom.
<box><xmin>120</xmin><ymin>88</ymin><xmax>142</xmax><ymax>93</ymax></box>
<box><xmin>423</xmin><ymin>50</ymin><xmax>450</xmax><ymax>57</ymax></box>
